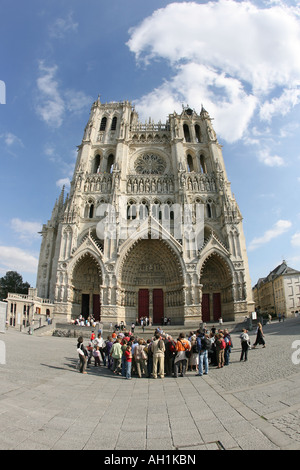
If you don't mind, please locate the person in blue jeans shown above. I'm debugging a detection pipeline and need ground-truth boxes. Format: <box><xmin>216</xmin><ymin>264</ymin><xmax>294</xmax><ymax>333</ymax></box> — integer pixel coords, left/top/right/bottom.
<box><xmin>124</xmin><ymin>345</ymin><xmax>132</xmax><ymax>379</ymax></box>
<box><xmin>195</xmin><ymin>330</ymin><xmax>210</xmax><ymax>376</ymax></box>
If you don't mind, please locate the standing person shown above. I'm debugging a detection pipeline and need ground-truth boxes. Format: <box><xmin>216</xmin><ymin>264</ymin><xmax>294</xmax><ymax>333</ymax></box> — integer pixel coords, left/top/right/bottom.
<box><xmin>110</xmin><ymin>338</ymin><xmax>123</xmax><ymax>375</ymax></box>
<box><xmin>105</xmin><ymin>336</ymin><xmax>113</xmax><ymax>369</ymax></box>
<box><xmin>145</xmin><ymin>339</ymin><xmax>153</xmax><ymax>377</ymax></box>
<box><xmin>224</xmin><ymin>329</ymin><xmax>233</xmax><ymax>366</ymax></box>
<box><xmin>174</xmin><ymin>333</ymin><xmax>191</xmax><ymax>378</ymax></box>
<box><xmin>94</xmin><ymin>332</ymin><xmax>107</xmax><ymax>366</ymax></box>
<box><xmin>131</xmin><ymin>322</ymin><xmax>135</xmax><ymax>334</ymax></box>
<box><xmin>253</xmin><ymin>322</ymin><xmax>266</xmax><ymax>348</ymax></box>
<box><xmin>134</xmin><ymin>339</ymin><xmax>148</xmax><ymax>378</ymax></box>
<box><xmin>164</xmin><ymin>335</ymin><xmax>176</xmax><ymax>377</ymax></box>
<box><xmin>215</xmin><ymin>333</ymin><xmax>225</xmax><ymax>368</ymax></box>
<box><xmin>189</xmin><ymin>334</ymin><xmax>199</xmax><ymax>372</ymax></box>
<box><xmin>196</xmin><ymin>332</ymin><xmax>210</xmax><ymax>376</ymax></box>
<box><xmin>151</xmin><ymin>333</ymin><xmax>165</xmax><ymax>379</ymax></box>
<box><xmin>77</xmin><ymin>336</ymin><xmax>87</xmax><ymax>374</ymax></box>
<box><xmin>124</xmin><ymin>345</ymin><xmax>132</xmax><ymax>379</ymax></box>
<box><xmin>121</xmin><ymin>339</ymin><xmax>128</xmax><ymax>377</ymax></box>
<box><xmin>240</xmin><ymin>328</ymin><xmax>250</xmax><ymax>361</ymax></box>
<box><xmin>93</xmin><ymin>346</ymin><xmax>101</xmax><ymax>367</ymax></box>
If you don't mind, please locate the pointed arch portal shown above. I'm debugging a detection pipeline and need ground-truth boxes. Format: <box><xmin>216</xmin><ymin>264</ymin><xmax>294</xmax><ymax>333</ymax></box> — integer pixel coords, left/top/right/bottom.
<box><xmin>71</xmin><ymin>253</ymin><xmax>102</xmax><ymax>320</ymax></box>
<box><xmin>120</xmin><ymin>239</ymin><xmax>184</xmax><ymax>324</ymax></box>
<box><xmin>200</xmin><ymin>253</ymin><xmax>234</xmax><ymax>322</ymax></box>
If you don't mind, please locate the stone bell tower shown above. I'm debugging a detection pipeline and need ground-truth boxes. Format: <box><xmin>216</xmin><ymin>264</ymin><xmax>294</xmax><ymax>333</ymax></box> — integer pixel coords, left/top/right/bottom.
<box><xmin>36</xmin><ymin>96</ymin><xmax>254</xmax><ymax>324</ymax></box>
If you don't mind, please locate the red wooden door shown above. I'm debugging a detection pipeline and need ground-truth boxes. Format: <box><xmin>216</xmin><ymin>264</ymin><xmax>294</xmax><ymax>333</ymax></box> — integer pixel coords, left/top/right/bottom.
<box><xmin>138</xmin><ymin>289</ymin><xmax>149</xmax><ymax>320</ymax></box>
<box><xmin>202</xmin><ymin>293</ymin><xmax>210</xmax><ymax>322</ymax></box>
<box><xmin>213</xmin><ymin>293</ymin><xmax>221</xmax><ymax>321</ymax></box>
<box><xmin>93</xmin><ymin>294</ymin><xmax>101</xmax><ymax>321</ymax></box>
<box><xmin>153</xmin><ymin>289</ymin><xmax>164</xmax><ymax>324</ymax></box>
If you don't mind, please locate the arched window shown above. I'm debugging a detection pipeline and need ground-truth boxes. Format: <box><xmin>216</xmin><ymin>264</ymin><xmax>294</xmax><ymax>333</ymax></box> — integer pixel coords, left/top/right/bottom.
<box><xmin>183</xmin><ymin>124</ymin><xmax>191</xmax><ymax>142</ymax></box>
<box><xmin>139</xmin><ymin>201</ymin><xmax>149</xmax><ymax>220</ymax></box>
<box><xmin>127</xmin><ymin>201</ymin><xmax>137</xmax><ymax>220</ymax></box>
<box><xmin>187</xmin><ymin>154</ymin><xmax>194</xmax><ymax>172</ymax></box>
<box><xmin>195</xmin><ymin>124</ymin><xmax>201</xmax><ymax>142</ymax></box>
<box><xmin>100</xmin><ymin>117</ymin><xmax>107</xmax><ymax>131</ymax></box>
<box><xmin>206</xmin><ymin>199</ymin><xmax>215</xmax><ymax>218</ymax></box>
<box><xmin>107</xmin><ymin>154</ymin><xmax>114</xmax><ymax>173</ymax></box>
<box><xmin>94</xmin><ymin>154</ymin><xmax>101</xmax><ymax>173</ymax></box>
<box><xmin>200</xmin><ymin>154</ymin><xmax>207</xmax><ymax>174</ymax></box>
<box><xmin>111</xmin><ymin>116</ymin><xmax>117</xmax><ymax>131</ymax></box>
<box><xmin>89</xmin><ymin>204</ymin><xmax>94</xmax><ymax>219</ymax></box>
<box><xmin>206</xmin><ymin>203</ymin><xmax>212</xmax><ymax>218</ymax></box>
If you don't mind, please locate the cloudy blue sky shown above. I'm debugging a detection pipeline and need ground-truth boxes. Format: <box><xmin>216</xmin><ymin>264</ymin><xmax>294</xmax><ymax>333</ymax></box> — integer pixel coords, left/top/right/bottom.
<box><xmin>1</xmin><ymin>0</ymin><xmax>300</xmax><ymax>290</ymax></box>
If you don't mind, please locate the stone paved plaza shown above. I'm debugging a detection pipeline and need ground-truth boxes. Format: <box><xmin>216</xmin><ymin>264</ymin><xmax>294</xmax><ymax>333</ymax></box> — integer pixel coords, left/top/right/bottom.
<box><xmin>1</xmin><ymin>318</ymin><xmax>300</xmax><ymax>451</ymax></box>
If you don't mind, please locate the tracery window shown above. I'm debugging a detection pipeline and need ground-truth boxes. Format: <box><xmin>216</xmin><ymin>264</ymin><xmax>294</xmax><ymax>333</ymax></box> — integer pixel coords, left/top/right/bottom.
<box><xmin>134</xmin><ymin>154</ymin><xmax>166</xmax><ymax>175</ymax></box>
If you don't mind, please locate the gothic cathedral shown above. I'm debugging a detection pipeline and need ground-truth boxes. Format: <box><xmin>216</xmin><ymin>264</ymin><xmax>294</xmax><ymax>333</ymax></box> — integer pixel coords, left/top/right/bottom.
<box><xmin>36</xmin><ymin>97</ymin><xmax>254</xmax><ymax>325</ymax></box>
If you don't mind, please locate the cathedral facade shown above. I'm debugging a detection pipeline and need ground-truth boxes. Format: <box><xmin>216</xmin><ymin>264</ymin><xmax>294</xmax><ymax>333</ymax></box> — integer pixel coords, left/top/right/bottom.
<box><xmin>36</xmin><ymin>97</ymin><xmax>254</xmax><ymax>325</ymax></box>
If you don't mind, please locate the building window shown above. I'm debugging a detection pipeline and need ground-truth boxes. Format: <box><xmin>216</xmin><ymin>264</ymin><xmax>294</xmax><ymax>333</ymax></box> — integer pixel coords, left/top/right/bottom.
<box><xmin>195</xmin><ymin>124</ymin><xmax>201</xmax><ymax>142</ymax></box>
<box><xmin>200</xmin><ymin>154</ymin><xmax>207</xmax><ymax>173</ymax></box>
<box><xmin>94</xmin><ymin>154</ymin><xmax>101</xmax><ymax>173</ymax></box>
<box><xmin>107</xmin><ymin>154</ymin><xmax>114</xmax><ymax>173</ymax></box>
<box><xmin>89</xmin><ymin>204</ymin><xmax>94</xmax><ymax>219</ymax></box>
<box><xmin>111</xmin><ymin>116</ymin><xmax>117</xmax><ymax>131</ymax></box>
<box><xmin>187</xmin><ymin>154</ymin><xmax>194</xmax><ymax>172</ymax></box>
<box><xmin>183</xmin><ymin>124</ymin><xmax>191</xmax><ymax>142</ymax></box>
<box><xmin>100</xmin><ymin>117</ymin><xmax>107</xmax><ymax>131</ymax></box>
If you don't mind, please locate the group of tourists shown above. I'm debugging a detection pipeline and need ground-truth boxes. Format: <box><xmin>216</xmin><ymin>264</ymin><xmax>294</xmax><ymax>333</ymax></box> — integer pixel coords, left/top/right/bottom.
<box><xmin>76</xmin><ymin>322</ymin><xmax>266</xmax><ymax>377</ymax></box>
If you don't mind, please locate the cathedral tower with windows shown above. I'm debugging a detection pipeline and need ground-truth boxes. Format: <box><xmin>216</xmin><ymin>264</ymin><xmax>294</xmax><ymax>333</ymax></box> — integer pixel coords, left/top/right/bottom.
<box><xmin>36</xmin><ymin>97</ymin><xmax>254</xmax><ymax>325</ymax></box>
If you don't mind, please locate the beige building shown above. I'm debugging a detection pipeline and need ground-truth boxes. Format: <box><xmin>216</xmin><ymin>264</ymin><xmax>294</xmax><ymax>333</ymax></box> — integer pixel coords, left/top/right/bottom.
<box><xmin>6</xmin><ymin>288</ymin><xmax>54</xmax><ymax>329</ymax></box>
<box><xmin>36</xmin><ymin>98</ymin><xmax>254</xmax><ymax>325</ymax></box>
<box><xmin>253</xmin><ymin>261</ymin><xmax>300</xmax><ymax>317</ymax></box>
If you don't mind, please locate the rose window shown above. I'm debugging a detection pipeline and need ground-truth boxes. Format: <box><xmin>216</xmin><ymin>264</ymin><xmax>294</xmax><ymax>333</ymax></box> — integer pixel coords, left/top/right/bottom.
<box><xmin>134</xmin><ymin>154</ymin><xmax>166</xmax><ymax>175</ymax></box>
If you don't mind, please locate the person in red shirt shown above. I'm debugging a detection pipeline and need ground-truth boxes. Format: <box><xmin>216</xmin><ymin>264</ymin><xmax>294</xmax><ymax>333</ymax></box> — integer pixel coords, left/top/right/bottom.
<box><xmin>124</xmin><ymin>345</ymin><xmax>132</xmax><ymax>380</ymax></box>
<box><xmin>90</xmin><ymin>331</ymin><xmax>95</xmax><ymax>341</ymax></box>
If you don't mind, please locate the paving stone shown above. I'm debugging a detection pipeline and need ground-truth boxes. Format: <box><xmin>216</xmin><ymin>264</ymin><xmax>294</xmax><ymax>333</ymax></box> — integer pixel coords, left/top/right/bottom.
<box><xmin>1</xmin><ymin>320</ymin><xmax>300</xmax><ymax>450</ymax></box>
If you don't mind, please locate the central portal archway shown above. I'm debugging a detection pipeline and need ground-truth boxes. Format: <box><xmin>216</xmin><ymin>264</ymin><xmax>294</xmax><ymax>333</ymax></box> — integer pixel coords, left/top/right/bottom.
<box><xmin>120</xmin><ymin>239</ymin><xmax>184</xmax><ymax>324</ymax></box>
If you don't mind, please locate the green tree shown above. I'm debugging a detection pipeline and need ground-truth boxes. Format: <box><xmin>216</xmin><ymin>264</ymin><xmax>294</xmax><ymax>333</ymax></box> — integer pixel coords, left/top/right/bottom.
<box><xmin>0</xmin><ymin>271</ymin><xmax>30</xmax><ymax>300</ymax></box>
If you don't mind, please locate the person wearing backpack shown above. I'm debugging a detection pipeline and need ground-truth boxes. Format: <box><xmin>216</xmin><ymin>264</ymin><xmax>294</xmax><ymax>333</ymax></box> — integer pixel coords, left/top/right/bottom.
<box><xmin>151</xmin><ymin>333</ymin><xmax>165</xmax><ymax>379</ymax></box>
<box><xmin>195</xmin><ymin>331</ymin><xmax>210</xmax><ymax>376</ymax></box>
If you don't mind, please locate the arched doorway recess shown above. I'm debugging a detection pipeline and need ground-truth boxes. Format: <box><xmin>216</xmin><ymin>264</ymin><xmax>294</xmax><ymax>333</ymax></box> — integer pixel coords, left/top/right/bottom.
<box><xmin>120</xmin><ymin>239</ymin><xmax>184</xmax><ymax>324</ymax></box>
<box><xmin>200</xmin><ymin>253</ymin><xmax>234</xmax><ymax>322</ymax></box>
<box><xmin>71</xmin><ymin>253</ymin><xmax>102</xmax><ymax>320</ymax></box>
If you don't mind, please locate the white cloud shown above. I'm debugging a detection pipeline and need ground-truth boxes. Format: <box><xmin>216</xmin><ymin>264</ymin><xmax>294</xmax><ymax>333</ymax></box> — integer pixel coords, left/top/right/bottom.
<box><xmin>35</xmin><ymin>61</ymin><xmax>92</xmax><ymax>128</ymax></box>
<box><xmin>248</xmin><ymin>219</ymin><xmax>292</xmax><ymax>251</ymax></box>
<box><xmin>258</xmin><ymin>148</ymin><xmax>285</xmax><ymax>167</ymax></box>
<box><xmin>291</xmin><ymin>232</ymin><xmax>300</xmax><ymax>247</ymax></box>
<box><xmin>0</xmin><ymin>132</ymin><xmax>24</xmax><ymax>148</ymax></box>
<box><xmin>49</xmin><ymin>12</ymin><xmax>78</xmax><ymax>39</ymax></box>
<box><xmin>10</xmin><ymin>218</ymin><xmax>42</xmax><ymax>241</ymax></box>
<box><xmin>0</xmin><ymin>246</ymin><xmax>38</xmax><ymax>274</ymax></box>
<box><xmin>260</xmin><ymin>88</ymin><xmax>300</xmax><ymax>122</ymax></box>
<box><xmin>134</xmin><ymin>62</ymin><xmax>258</xmax><ymax>142</ymax></box>
<box><xmin>56</xmin><ymin>178</ymin><xmax>70</xmax><ymax>189</ymax></box>
<box><xmin>128</xmin><ymin>1</ymin><xmax>300</xmax><ymax>142</ymax></box>
<box><xmin>36</xmin><ymin>62</ymin><xmax>65</xmax><ymax>128</ymax></box>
